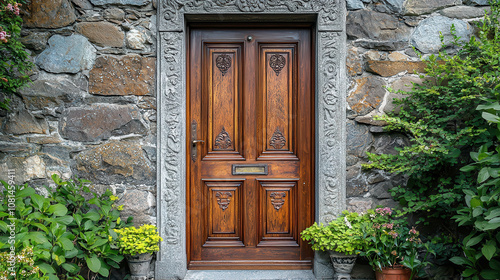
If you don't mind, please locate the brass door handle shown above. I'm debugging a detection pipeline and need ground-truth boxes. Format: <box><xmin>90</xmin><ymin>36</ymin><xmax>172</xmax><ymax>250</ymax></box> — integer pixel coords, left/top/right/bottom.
<box><xmin>192</xmin><ymin>140</ymin><xmax>205</xmax><ymax>145</ymax></box>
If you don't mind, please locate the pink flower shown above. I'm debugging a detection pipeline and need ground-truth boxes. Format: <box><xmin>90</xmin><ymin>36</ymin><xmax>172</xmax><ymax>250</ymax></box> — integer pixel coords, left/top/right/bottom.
<box><xmin>6</xmin><ymin>3</ymin><xmax>13</xmax><ymax>10</ymax></box>
<box><xmin>388</xmin><ymin>230</ymin><xmax>398</xmax><ymax>239</ymax></box>
<box><xmin>0</xmin><ymin>31</ymin><xmax>8</xmax><ymax>43</ymax></box>
<box><xmin>375</xmin><ymin>207</ymin><xmax>392</xmax><ymax>216</ymax></box>
<box><xmin>382</xmin><ymin>223</ymin><xmax>394</xmax><ymax>230</ymax></box>
<box><xmin>409</xmin><ymin>227</ymin><xmax>418</xmax><ymax>235</ymax></box>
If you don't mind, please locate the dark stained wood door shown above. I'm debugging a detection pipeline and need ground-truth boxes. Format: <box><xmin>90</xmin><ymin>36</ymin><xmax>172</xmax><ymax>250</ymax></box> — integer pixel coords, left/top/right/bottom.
<box><xmin>187</xmin><ymin>27</ymin><xmax>314</xmax><ymax>270</ymax></box>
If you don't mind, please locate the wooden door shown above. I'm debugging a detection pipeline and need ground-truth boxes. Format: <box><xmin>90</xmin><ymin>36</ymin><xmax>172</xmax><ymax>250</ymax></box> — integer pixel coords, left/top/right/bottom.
<box><xmin>187</xmin><ymin>27</ymin><xmax>314</xmax><ymax>270</ymax></box>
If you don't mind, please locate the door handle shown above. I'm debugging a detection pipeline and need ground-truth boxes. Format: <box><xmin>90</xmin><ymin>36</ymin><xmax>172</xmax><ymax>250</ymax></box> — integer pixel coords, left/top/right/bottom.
<box><xmin>191</xmin><ymin>120</ymin><xmax>203</xmax><ymax>161</ymax></box>
<box><xmin>192</xmin><ymin>140</ymin><xmax>205</xmax><ymax>145</ymax></box>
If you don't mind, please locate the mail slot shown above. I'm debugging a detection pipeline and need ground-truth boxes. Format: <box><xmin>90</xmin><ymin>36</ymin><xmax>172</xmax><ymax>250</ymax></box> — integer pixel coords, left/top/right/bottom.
<box><xmin>232</xmin><ymin>164</ymin><xmax>268</xmax><ymax>175</ymax></box>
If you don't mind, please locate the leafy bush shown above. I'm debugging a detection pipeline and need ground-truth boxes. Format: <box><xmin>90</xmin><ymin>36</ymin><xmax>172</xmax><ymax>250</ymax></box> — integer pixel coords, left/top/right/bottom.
<box><xmin>301</xmin><ymin>210</ymin><xmax>367</xmax><ymax>255</ymax></box>
<box><xmin>0</xmin><ymin>0</ymin><xmax>33</xmax><ymax>109</ymax></box>
<box><xmin>363</xmin><ymin>1</ymin><xmax>500</xmax><ymax>225</ymax></box>
<box><xmin>450</xmin><ymin>102</ymin><xmax>500</xmax><ymax>279</ymax></box>
<box><xmin>0</xmin><ymin>175</ymin><xmax>132</xmax><ymax>280</ymax></box>
<box><xmin>112</xmin><ymin>225</ymin><xmax>162</xmax><ymax>256</ymax></box>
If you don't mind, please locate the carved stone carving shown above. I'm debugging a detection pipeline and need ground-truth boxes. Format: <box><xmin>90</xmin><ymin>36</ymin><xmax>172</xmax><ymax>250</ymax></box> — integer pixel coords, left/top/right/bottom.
<box><xmin>160</xmin><ymin>0</ymin><xmax>343</xmax><ymax>32</ymax></box>
<box><xmin>161</xmin><ymin>32</ymin><xmax>184</xmax><ymax>246</ymax></box>
<box><xmin>216</xmin><ymin>191</ymin><xmax>232</xmax><ymax>210</ymax></box>
<box><xmin>216</xmin><ymin>54</ymin><xmax>232</xmax><ymax>76</ymax></box>
<box><xmin>215</xmin><ymin>127</ymin><xmax>232</xmax><ymax>150</ymax></box>
<box><xmin>270</xmin><ymin>192</ymin><xmax>286</xmax><ymax>210</ymax></box>
<box><xmin>269</xmin><ymin>54</ymin><xmax>286</xmax><ymax>76</ymax></box>
<box><xmin>269</xmin><ymin>127</ymin><xmax>286</xmax><ymax>150</ymax></box>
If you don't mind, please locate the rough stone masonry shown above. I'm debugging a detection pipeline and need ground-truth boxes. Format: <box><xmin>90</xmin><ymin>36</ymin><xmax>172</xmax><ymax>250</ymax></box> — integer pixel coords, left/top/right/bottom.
<box><xmin>0</xmin><ymin>0</ymin><xmax>492</xmax><ymax>278</ymax></box>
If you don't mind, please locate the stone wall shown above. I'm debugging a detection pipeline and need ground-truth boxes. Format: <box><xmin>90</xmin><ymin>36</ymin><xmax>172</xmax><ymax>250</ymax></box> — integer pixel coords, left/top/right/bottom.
<box><xmin>0</xmin><ymin>0</ymin><xmax>493</xmax><ymax>278</ymax></box>
<box><xmin>0</xmin><ymin>0</ymin><xmax>157</xmax><ymax>228</ymax></box>
<box><xmin>344</xmin><ymin>0</ymin><xmax>489</xmax><ymax>216</ymax></box>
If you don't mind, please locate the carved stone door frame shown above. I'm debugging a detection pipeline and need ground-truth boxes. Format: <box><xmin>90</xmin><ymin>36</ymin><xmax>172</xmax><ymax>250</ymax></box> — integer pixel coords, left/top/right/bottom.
<box><xmin>156</xmin><ymin>1</ymin><xmax>346</xmax><ymax>279</ymax></box>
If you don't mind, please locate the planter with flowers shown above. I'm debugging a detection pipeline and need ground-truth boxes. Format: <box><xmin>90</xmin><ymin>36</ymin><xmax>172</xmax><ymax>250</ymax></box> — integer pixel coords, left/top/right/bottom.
<box><xmin>359</xmin><ymin>207</ymin><xmax>434</xmax><ymax>280</ymax></box>
<box><xmin>112</xmin><ymin>224</ymin><xmax>163</xmax><ymax>279</ymax></box>
<box><xmin>301</xmin><ymin>210</ymin><xmax>367</xmax><ymax>278</ymax></box>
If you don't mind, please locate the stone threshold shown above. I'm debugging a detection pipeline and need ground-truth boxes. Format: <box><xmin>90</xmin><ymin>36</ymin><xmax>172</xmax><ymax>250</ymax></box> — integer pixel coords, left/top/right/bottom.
<box><xmin>183</xmin><ymin>270</ymin><xmax>316</xmax><ymax>280</ymax></box>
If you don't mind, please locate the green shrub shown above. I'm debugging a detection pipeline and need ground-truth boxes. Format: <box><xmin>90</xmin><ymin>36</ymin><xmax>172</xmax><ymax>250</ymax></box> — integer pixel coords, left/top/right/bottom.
<box><xmin>0</xmin><ymin>175</ymin><xmax>132</xmax><ymax>280</ymax></box>
<box><xmin>450</xmin><ymin>102</ymin><xmax>500</xmax><ymax>279</ymax></box>
<box><xmin>363</xmin><ymin>0</ymin><xmax>500</xmax><ymax>224</ymax></box>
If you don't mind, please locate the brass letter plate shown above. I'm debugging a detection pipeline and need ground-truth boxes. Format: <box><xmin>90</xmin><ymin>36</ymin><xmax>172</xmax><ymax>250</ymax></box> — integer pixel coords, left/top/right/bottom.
<box><xmin>232</xmin><ymin>164</ymin><xmax>268</xmax><ymax>175</ymax></box>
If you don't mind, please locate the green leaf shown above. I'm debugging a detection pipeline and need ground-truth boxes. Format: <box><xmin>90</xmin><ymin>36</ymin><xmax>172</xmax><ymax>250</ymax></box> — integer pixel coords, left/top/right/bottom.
<box><xmin>64</xmin><ymin>248</ymin><xmax>79</xmax><ymax>259</ymax></box>
<box><xmin>108</xmin><ymin>254</ymin><xmax>124</xmax><ymax>263</ymax></box>
<box><xmin>481</xmin><ymin>270</ymin><xmax>500</xmax><ymax>279</ymax></box>
<box><xmin>485</xmin><ymin>209</ymin><xmax>500</xmax><ymax>220</ymax></box>
<box><xmin>84</xmin><ymin>211</ymin><xmax>100</xmax><ymax>222</ymax></box>
<box><xmin>461</xmin><ymin>164</ymin><xmax>477</xmax><ymax>172</ymax></box>
<box><xmin>489</xmin><ymin>259</ymin><xmax>500</xmax><ymax>270</ymax></box>
<box><xmin>471</xmin><ymin>198</ymin><xmax>482</xmax><ymax>208</ymax></box>
<box><xmin>84</xmin><ymin>219</ymin><xmax>94</xmax><ymax>230</ymax></box>
<box><xmin>90</xmin><ymin>238</ymin><xmax>108</xmax><ymax>249</ymax></box>
<box><xmin>473</xmin><ymin>207</ymin><xmax>483</xmax><ymax>217</ymax></box>
<box><xmin>59</xmin><ymin>237</ymin><xmax>75</xmax><ymax>251</ymax></box>
<box><xmin>86</xmin><ymin>255</ymin><xmax>101</xmax><ymax>273</ymax></box>
<box><xmin>16</xmin><ymin>187</ymin><xmax>35</xmax><ymax>198</ymax></box>
<box><xmin>482</xmin><ymin>112</ymin><xmax>500</xmax><ymax>123</ymax></box>
<box><xmin>478</xmin><ymin>167</ymin><xmax>490</xmax><ymax>183</ymax></box>
<box><xmin>482</xmin><ymin>240</ymin><xmax>497</xmax><ymax>261</ymax></box>
<box><xmin>32</xmin><ymin>223</ymin><xmax>49</xmax><ymax>234</ymax></box>
<box><xmin>466</xmin><ymin>234</ymin><xmax>485</xmax><ymax>247</ymax></box>
<box><xmin>62</xmin><ymin>263</ymin><xmax>80</xmax><ymax>274</ymax></box>
<box><xmin>31</xmin><ymin>194</ymin><xmax>45</xmax><ymax>210</ymax></box>
<box><xmin>48</xmin><ymin>204</ymin><xmax>68</xmax><ymax>216</ymax></box>
<box><xmin>30</xmin><ymin>232</ymin><xmax>49</xmax><ymax>244</ymax></box>
<box><xmin>38</xmin><ymin>263</ymin><xmax>56</xmax><ymax>274</ymax></box>
<box><xmin>54</xmin><ymin>216</ymin><xmax>74</xmax><ymax>225</ymax></box>
<box><xmin>98</xmin><ymin>265</ymin><xmax>110</xmax><ymax>277</ymax></box>
<box><xmin>450</xmin><ymin>256</ymin><xmax>472</xmax><ymax>266</ymax></box>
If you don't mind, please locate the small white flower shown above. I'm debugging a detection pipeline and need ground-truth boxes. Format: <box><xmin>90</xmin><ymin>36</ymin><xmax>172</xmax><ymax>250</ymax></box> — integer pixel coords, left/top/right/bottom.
<box><xmin>344</xmin><ymin>216</ymin><xmax>352</xmax><ymax>228</ymax></box>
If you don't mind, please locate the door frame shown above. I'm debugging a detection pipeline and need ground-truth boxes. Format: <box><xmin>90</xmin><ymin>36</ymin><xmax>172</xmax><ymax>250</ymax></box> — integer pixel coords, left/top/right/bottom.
<box><xmin>156</xmin><ymin>2</ymin><xmax>347</xmax><ymax>279</ymax></box>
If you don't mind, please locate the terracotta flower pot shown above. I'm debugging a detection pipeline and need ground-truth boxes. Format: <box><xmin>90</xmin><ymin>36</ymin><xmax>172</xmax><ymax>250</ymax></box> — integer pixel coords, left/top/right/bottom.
<box><xmin>375</xmin><ymin>265</ymin><xmax>411</xmax><ymax>280</ymax></box>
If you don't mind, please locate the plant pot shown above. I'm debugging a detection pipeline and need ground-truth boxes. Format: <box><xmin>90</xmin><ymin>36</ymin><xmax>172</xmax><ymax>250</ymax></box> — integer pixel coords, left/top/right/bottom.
<box><xmin>375</xmin><ymin>265</ymin><xmax>411</xmax><ymax>280</ymax></box>
<box><xmin>328</xmin><ymin>251</ymin><xmax>357</xmax><ymax>279</ymax></box>
<box><xmin>126</xmin><ymin>253</ymin><xmax>152</xmax><ymax>279</ymax></box>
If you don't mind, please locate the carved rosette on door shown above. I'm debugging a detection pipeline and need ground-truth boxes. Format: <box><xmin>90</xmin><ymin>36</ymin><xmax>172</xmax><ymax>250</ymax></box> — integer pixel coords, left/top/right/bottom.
<box><xmin>270</xmin><ymin>192</ymin><xmax>287</xmax><ymax>210</ymax></box>
<box><xmin>269</xmin><ymin>54</ymin><xmax>286</xmax><ymax>76</ymax></box>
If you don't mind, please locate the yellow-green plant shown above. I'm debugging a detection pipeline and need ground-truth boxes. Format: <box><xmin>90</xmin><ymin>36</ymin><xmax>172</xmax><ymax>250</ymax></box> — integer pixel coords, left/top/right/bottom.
<box><xmin>300</xmin><ymin>210</ymin><xmax>367</xmax><ymax>255</ymax></box>
<box><xmin>112</xmin><ymin>225</ymin><xmax>163</xmax><ymax>256</ymax></box>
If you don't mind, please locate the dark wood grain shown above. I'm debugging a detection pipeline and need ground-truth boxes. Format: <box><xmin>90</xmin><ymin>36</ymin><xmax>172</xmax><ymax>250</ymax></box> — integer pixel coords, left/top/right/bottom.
<box><xmin>188</xmin><ymin>27</ymin><xmax>314</xmax><ymax>270</ymax></box>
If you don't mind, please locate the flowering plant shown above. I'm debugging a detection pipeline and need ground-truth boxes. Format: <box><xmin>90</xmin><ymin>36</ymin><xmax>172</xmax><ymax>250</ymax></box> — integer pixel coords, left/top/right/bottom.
<box><xmin>359</xmin><ymin>207</ymin><xmax>433</xmax><ymax>279</ymax></box>
<box><xmin>0</xmin><ymin>247</ymin><xmax>40</xmax><ymax>280</ymax></box>
<box><xmin>112</xmin><ymin>224</ymin><xmax>163</xmax><ymax>256</ymax></box>
<box><xmin>0</xmin><ymin>0</ymin><xmax>32</xmax><ymax>109</ymax></box>
<box><xmin>301</xmin><ymin>210</ymin><xmax>367</xmax><ymax>255</ymax></box>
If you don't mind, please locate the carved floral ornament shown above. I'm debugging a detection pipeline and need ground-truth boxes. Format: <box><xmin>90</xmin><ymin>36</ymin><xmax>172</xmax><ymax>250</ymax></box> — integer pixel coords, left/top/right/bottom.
<box><xmin>269</xmin><ymin>54</ymin><xmax>286</xmax><ymax>76</ymax></box>
<box><xmin>215</xmin><ymin>127</ymin><xmax>232</xmax><ymax>150</ymax></box>
<box><xmin>269</xmin><ymin>127</ymin><xmax>286</xmax><ymax>150</ymax></box>
<box><xmin>270</xmin><ymin>192</ymin><xmax>286</xmax><ymax>210</ymax></box>
<box><xmin>161</xmin><ymin>0</ymin><xmax>341</xmax><ymax>31</ymax></box>
<box><xmin>216</xmin><ymin>54</ymin><xmax>232</xmax><ymax>76</ymax></box>
<box><xmin>216</xmin><ymin>191</ymin><xmax>233</xmax><ymax>210</ymax></box>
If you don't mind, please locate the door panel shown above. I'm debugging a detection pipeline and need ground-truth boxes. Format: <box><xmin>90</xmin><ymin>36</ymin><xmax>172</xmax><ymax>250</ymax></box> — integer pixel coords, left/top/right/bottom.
<box><xmin>188</xmin><ymin>27</ymin><xmax>314</xmax><ymax>270</ymax></box>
